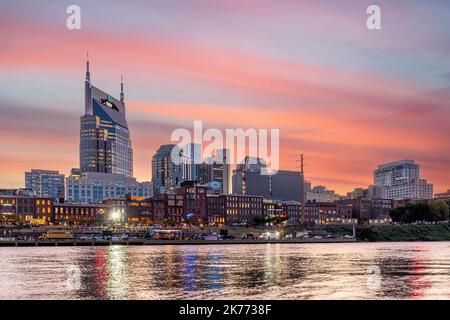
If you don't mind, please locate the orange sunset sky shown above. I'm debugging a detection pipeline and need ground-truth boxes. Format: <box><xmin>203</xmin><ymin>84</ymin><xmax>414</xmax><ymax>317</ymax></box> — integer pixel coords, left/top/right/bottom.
<box><xmin>0</xmin><ymin>0</ymin><xmax>449</xmax><ymax>194</ymax></box>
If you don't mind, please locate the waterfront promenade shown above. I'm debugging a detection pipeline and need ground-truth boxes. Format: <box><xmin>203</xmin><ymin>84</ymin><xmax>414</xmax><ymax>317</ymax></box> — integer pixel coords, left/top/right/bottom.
<box><xmin>0</xmin><ymin>237</ymin><xmax>356</xmax><ymax>247</ymax></box>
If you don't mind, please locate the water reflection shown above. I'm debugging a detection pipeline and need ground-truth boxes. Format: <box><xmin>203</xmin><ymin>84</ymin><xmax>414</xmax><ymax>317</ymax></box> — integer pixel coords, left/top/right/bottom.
<box><xmin>1</xmin><ymin>242</ymin><xmax>450</xmax><ymax>299</ymax></box>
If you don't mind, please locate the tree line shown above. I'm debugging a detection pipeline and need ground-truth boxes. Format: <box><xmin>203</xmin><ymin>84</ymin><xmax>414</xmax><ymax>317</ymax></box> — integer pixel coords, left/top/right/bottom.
<box><xmin>389</xmin><ymin>199</ymin><xmax>450</xmax><ymax>223</ymax></box>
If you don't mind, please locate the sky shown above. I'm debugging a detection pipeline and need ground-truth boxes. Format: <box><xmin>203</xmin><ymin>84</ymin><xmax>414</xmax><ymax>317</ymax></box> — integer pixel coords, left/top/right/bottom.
<box><xmin>0</xmin><ymin>0</ymin><xmax>449</xmax><ymax>194</ymax></box>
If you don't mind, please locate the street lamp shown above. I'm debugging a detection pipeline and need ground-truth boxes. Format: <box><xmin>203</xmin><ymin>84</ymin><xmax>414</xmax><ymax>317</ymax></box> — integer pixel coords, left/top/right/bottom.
<box><xmin>111</xmin><ymin>209</ymin><xmax>121</xmax><ymax>222</ymax></box>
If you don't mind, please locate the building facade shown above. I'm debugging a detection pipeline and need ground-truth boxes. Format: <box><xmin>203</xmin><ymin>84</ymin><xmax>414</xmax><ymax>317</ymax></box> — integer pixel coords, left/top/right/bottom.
<box><xmin>53</xmin><ymin>203</ymin><xmax>109</xmax><ymax>224</ymax></box>
<box><xmin>80</xmin><ymin>57</ymin><xmax>133</xmax><ymax>177</ymax></box>
<box><xmin>435</xmin><ymin>190</ymin><xmax>450</xmax><ymax>201</ymax></box>
<box><xmin>25</xmin><ymin>169</ymin><xmax>65</xmax><ymax>201</ymax></box>
<box><xmin>373</xmin><ymin>160</ymin><xmax>433</xmax><ymax>200</ymax></box>
<box><xmin>306</xmin><ymin>185</ymin><xmax>340</xmax><ymax>202</ymax></box>
<box><xmin>222</xmin><ymin>194</ymin><xmax>263</xmax><ymax>226</ymax></box>
<box><xmin>152</xmin><ymin>144</ymin><xmax>183</xmax><ymax>195</ymax></box>
<box><xmin>337</xmin><ymin>197</ymin><xmax>393</xmax><ymax>222</ymax></box>
<box><xmin>232</xmin><ymin>157</ymin><xmax>302</xmax><ymax>201</ymax></box>
<box><xmin>66</xmin><ymin>171</ymin><xmax>151</xmax><ymax>204</ymax></box>
<box><xmin>201</xmin><ymin>149</ymin><xmax>231</xmax><ymax>194</ymax></box>
<box><xmin>0</xmin><ymin>190</ymin><xmax>52</xmax><ymax>224</ymax></box>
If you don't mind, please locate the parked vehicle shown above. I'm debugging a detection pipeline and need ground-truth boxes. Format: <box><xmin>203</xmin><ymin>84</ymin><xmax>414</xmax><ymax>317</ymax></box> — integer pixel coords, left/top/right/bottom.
<box><xmin>242</xmin><ymin>233</ymin><xmax>258</xmax><ymax>240</ymax></box>
<box><xmin>260</xmin><ymin>232</ymin><xmax>280</xmax><ymax>240</ymax></box>
<box><xmin>79</xmin><ymin>235</ymin><xmax>93</xmax><ymax>241</ymax></box>
<box><xmin>221</xmin><ymin>235</ymin><xmax>235</xmax><ymax>240</ymax></box>
<box><xmin>0</xmin><ymin>237</ymin><xmax>15</xmax><ymax>241</ymax></box>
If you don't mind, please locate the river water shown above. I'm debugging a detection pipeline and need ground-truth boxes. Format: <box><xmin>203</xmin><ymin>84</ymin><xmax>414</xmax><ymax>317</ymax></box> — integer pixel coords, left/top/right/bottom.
<box><xmin>1</xmin><ymin>242</ymin><xmax>450</xmax><ymax>299</ymax></box>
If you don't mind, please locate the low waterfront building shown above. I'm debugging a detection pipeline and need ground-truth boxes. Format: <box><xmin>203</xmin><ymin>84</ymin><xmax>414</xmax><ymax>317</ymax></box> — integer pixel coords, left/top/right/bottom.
<box><xmin>53</xmin><ymin>202</ymin><xmax>109</xmax><ymax>224</ymax></box>
<box><xmin>33</xmin><ymin>198</ymin><xmax>53</xmax><ymax>224</ymax></box>
<box><xmin>152</xmin><ymin>198</ymin><xmax>166</xmax><ymax>224</ymax></box>
<box><xmin>121</xmin><ymin>197</ymin><xmax>153</xmax><ymax>224</ymax></box>
<box><xmin>336</xmin><ymin>202</ymin><xmax>353</xmax><ymax>219</ymax></box>
<box><xmin>336</xmin><ymin>197</ymin><xmax>393</xmax><ymax>223</ymax></box>
<box><xmin>317</xmin><ymin>202</ymin><xmax>356</xmax><ymax>225</ymax></box>
<box><xmin>263</xmin><ymin>200</ymin><xmax>285</xmax><ymax>222</ymax></box>
<box><xmin>0</xmin><ymin>192</ymin><xmax>53</xmax><ymax>224</ymax></box>
<box><xmin>177</xmin><ymin>181</ymin><xmax>208</xmax><ymax>225</ymax></box>
<box><xmin>223</xmin><ymin>194</ymin><xmax>263</xmax><ymax>226</ymax></box>
<box><xmin>280</xmin><ymin>200</ymin><xmax>320</xmax><ymax>225</ymax></box>
<box><xmin>368</xmin><ymin>217</ymin><xmax>392</xmax><ymax>225</ymax></box>
<box><xmin>205</xmin><ymin>191</ymin><xmax>264</xmax><ymax>226</ymax></box>
<box><xmin>283</xmin><ymin>201</ymin><xmax>302</xmax><ymax>225</ymax></box>
<box><xmin>206</xmin><ymin>194</ymin><xmax>226</xmax><ymax>226</ymax></box>
<box><xmin>165</xmin><ymin>193</ymin><xmax>185</xmax><ymax>224</ymax></box>
<box><xmin>0</xmin><ymin>195</ymin><xmax>16</xmax><ymax>223</ymax></box>
<box><xmin>66</xmin><ymin>171</ymin><xmax>151</xmax><ymax>204</ymax></box>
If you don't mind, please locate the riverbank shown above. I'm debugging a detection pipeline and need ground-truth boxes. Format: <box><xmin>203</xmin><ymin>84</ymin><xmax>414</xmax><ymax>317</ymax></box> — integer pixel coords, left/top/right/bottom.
<box><xmin>326</xmin><ymin>224</ymin><xmax>450</xmax><ymax>242</ymax></box>
<box><xmin>0</xmin><ymin>238</ymin><xmax>356</xmax><ymax>247</ymax></box>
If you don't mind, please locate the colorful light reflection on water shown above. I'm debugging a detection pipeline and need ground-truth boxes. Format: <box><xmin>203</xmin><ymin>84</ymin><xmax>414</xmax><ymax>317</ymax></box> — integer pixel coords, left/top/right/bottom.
<box><xmin>1</xmin><ymin>242</ymin><xmax>450</xmax><ymax>300</ymax></box>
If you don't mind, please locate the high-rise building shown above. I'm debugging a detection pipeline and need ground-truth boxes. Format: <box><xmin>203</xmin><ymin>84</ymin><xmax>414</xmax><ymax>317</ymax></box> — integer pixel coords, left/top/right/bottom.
<box><xmin>181</xmin><ymin>143</ymin><xmax>202</xmax><ymax>182</ymax></box>
<box><xmin>80</xmin><ymin>56</ymin><xmax>133</xmax><ymax>177</ymax></box>
<box><xmin>232</xmin><ymin>157</ymin><xmax>303</xmax><ymax>201</ymax></box>
<box><xmin>152</xmin><ymin>144</ymin><xmax>183</xmax><ymax>195</ymax></box>
<box><xmin>25</xmin><ymin>169</ymin><xmax>65</xmax><ymax>201</ymax></box>
<box><xmin>198</xmin><ymin>149</ymin><xmax>231</xmax><ymax>194</ymax></box>
<box><xmin>212</xmin><ymin>149</ymin><xmax>231</xmax><ymax>194</ymax></box>
<box><xmin>65</xmin><ymin>171</ymin><xmax>151</xmax><ymax>204</ymax></box>
<box><xmin>374</xmin><ymin>160</ymin><xmax>419</xmax><ymax>187</ymax></box>
<box><xmin>373</xmin><ymin>160</ymin><xmax>433</xmax><ymax>200</ymax></box>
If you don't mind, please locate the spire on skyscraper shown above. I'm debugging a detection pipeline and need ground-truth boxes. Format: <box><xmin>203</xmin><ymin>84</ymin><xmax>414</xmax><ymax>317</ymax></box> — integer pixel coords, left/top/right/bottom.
<box><xmin>85</xmin><ymin>51</ymin><xmax>91</xmax><ymax>82</ymax></box>
<box><xmin>120</xmin><ymin>75</ymin><xmax>124</xmax><ymax>103</ymax></box>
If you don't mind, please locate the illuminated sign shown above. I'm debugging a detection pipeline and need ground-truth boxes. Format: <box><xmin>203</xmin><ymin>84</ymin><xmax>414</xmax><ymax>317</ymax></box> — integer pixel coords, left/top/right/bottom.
<box><xmin>211</xmin><ymin>181</ymin><xmax>221</xmax><ymax>190</ymax></box>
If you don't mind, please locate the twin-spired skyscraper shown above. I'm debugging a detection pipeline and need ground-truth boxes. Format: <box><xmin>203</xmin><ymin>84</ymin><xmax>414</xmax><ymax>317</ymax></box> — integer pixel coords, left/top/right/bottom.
<box><xmin>80</xmin><ymin>56</ymin><xmax>133</xmax><ymax>178</ymax></box>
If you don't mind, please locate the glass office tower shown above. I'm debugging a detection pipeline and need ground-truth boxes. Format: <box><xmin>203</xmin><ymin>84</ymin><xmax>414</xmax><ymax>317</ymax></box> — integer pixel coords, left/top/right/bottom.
<box><xmin>80</xmin><ymin>57</ymin><xmax>133</xmax><ymax>177</ymax></box>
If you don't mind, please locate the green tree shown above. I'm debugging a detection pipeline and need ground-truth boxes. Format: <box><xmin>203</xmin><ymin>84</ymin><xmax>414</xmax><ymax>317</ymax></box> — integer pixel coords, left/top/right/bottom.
<box><xmin>389</xmin><ymin>200</ymin><xmax>449</xmax><ymax>223</ymax></box>
<box><xmin>428</xmin><ymin>199</ymin><xmax>449</xmax><ymax>221</ymax></box>
<box><xmin>389</xmin><ymin>206</ymin><xmax>407</xmax><ymax>223</ymax></box>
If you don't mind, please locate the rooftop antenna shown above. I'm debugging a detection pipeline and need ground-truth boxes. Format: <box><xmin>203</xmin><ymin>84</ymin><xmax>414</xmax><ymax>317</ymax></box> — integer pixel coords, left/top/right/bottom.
<box><xmin>120</xmin><ymin>75</ymin><xmax>125</xmax><ymax>103</ymax></box>
<box><xmin>85</xmin><ymin>51</ymin><xmax>91</xmax><ymax>82</ymax></box>
<box><xmin>296</xmin><ymin>154</ymin><xmax>306</xmax><ymax>224</ymax></box>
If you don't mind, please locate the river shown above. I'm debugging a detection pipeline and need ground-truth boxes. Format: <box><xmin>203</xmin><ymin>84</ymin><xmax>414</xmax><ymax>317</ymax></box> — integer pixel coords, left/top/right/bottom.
<box><xmin>1</xmin><ymin>242</ymin><xmax>450</xmax><ymax>299</ymax></box>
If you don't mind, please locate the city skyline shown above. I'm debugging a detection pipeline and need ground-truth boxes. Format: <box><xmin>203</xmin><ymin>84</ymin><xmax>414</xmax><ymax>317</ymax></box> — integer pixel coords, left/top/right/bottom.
<box><xmin>1</xmin><ymin>0</ymin><xmax>450</xmax><ymax>194</ymax></box>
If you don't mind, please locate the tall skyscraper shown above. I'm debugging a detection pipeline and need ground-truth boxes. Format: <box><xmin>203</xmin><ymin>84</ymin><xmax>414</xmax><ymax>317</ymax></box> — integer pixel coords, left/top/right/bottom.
<box><xmin>181</xmin><ymin>143</ymin><xmax>202</xmax><ymax>182</ymax></box>
<box><xmin>152</xmin><ymin>144</ymin><xmax>183</xmax><ymax>195</ymax></box>
<box><xmin>373</xmin><ymin>160</ymin><xmax>433</xmax><ymax>200</ymax></box>
<box><xmin>25</xmin><ymin>169</ymin><xmax>65</xmax><ymax>201</ymax></box>
<box><xmin>80</xmin><ymin>55</ymin><xmax>133</xmax><ymax>177</ymax></box>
